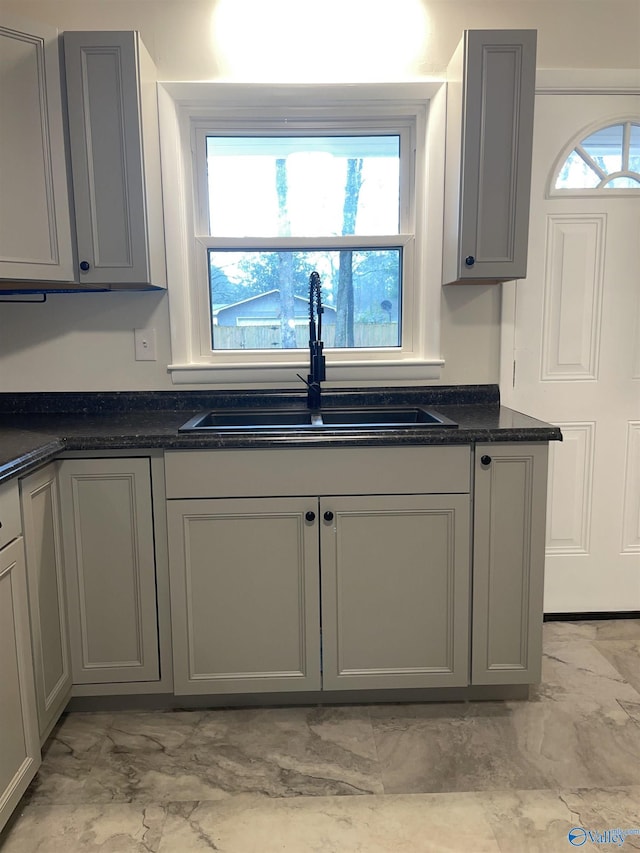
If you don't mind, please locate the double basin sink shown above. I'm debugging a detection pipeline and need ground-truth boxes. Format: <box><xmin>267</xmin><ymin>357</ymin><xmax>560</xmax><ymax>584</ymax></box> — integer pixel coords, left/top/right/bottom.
<box><xmin>179</xmin><ymin>407</ymin><xmax>458</xmax><ymax>432</ymax></box>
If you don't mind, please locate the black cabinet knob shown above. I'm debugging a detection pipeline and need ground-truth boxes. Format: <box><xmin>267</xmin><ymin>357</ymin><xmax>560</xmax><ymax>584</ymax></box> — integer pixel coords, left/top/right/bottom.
<box><xmin>465</xmin><ymin>255</ymin><xmax>475</xmax><ymax>267</ymax></box>
<box><xmin>480</xmin><ymin>455</ymin><xmax>492</xmax><ymax>466</ymax></box>
<box><xmin>324</xmin><ymin>510</ymin><xmax>334</xmax><ymax>522</ymax></box>
<box><xmin>79</xmin><ymin>261</ymin><xmax>91</xmax><ymax>272</ymax></box>
<box><xmin>305</xmin><ymin>511</ymin><xmax>316</xmax><ymax>522</ymax></box>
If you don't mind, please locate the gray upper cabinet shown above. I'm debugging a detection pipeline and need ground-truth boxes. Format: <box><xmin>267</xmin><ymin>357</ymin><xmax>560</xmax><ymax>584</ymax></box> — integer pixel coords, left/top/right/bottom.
<box><xmin>64</xmin><ymin>31</ymin><xmax>166</xmax><ymax>289</ymax></box>
<box><xmin>0</xmin><ymin>17</ymin><xmax>75</xmax><ymax>287</ymax></box>
<box><xmin>0</xmin><ymin>19</ymin><xmax>166</xmax><ymax>290</ymax></box>
<box><xmin>443</xmin><ymin>30</ymin><xmax>537</xmax><ymax>284</ymax></box>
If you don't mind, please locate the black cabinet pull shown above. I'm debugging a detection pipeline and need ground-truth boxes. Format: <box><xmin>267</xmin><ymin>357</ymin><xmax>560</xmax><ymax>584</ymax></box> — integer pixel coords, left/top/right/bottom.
<box><xmin>323</xmin><ymin>510</ymin><xmax>334</xmax><ymax>522</ymax></box>
<box><xmin>305</xmin><ymin>511</ymin><xmax>316</xmax><ymax>522</ymax></box>
<box><xmin>79</xmin><ymin>261</ymin><xmax>91</xmax><ymax>272</ymax></box>
<box><xmin>480</xmin><ymin>455</ymin><xmax>492</xmax><ymax>466</ymax></box>
<box><xmin>465</xmin><ymin>255</ymin><xmax>475</xmax><ymax>267</ymax></box>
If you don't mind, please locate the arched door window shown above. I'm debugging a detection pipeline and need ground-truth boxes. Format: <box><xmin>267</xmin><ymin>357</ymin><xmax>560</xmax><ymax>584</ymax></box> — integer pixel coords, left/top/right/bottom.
<box><xmin>550</xmin><ymin>119</ymin><xmax>640</xmax><ymax>194</ymax></box>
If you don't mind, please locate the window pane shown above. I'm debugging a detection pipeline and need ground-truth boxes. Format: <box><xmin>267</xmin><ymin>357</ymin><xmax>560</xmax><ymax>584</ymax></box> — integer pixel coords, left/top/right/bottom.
<box><xmin>629</xmin><ymin>123</ymin><xmax>640</xmax><ymax>173</ymax></box>
<box><xmin>206</xmin><ymin>136</ymin><xmax>400</xmax><ymax>237</ymax></box>
<box><xmin>581</xmin><ymin>124</ymin><xmax>623</xmax><ymax>173</ymax></box>
<box><xmin>208</xmin><ymin>248</ymin><xmax>401</xmax><ymax>350</ymax></box>
<box><xmin>555</xmin><ymin>150</ymin><xmax>601</xmax><ymax>189</ymax></box>
<box><xmin>604</xmin><ymin>176</ymin><xmax>640</xmax><ymax>189</ymax></box>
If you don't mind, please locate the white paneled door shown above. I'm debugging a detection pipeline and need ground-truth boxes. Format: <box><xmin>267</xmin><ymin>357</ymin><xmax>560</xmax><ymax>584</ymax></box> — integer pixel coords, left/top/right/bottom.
<box><xmin>501</xmin><ymin>91</ymin><xmax>640</xmax><ymax>613</ymax></box>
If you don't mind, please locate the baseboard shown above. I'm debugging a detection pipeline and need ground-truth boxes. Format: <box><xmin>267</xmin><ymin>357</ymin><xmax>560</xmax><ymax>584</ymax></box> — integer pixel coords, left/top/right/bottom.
<box><xmin>65</xmin><ymin>684</ymin><xmax>531</xmax><ymax>713</ymax></box>
<box><xmin>544</xmin><ymin>611</ymin><xmax>640</xmax><ymax>621</ymax></box>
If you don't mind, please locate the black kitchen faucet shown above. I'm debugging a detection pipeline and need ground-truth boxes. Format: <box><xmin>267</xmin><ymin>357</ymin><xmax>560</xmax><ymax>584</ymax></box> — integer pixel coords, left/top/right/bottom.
<box><xmin>298</xmin><ymin>270</ymin><xmax>326</xmax><ymax>410</ymax></box>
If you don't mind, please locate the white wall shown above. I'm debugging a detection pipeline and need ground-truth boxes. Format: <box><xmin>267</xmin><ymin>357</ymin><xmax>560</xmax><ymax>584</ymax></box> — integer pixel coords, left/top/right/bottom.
<box><xmin>0</xmin><ymin>0</ymin><xmax>637</xmax><ymax>391</ymax></box>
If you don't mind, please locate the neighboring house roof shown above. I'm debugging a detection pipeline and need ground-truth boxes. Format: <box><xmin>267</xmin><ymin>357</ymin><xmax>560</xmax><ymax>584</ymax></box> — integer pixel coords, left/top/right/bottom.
<box><xmin>214</xmin><ymin>289</ymin><xmax>336</xmax><ymax>325</ymax></box>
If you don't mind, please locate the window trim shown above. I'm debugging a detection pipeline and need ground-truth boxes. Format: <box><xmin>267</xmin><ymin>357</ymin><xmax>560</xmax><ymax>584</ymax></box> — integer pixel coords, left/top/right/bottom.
<box><xmin>158</xmin><ymin>82</ymin><xmax>445</xmax><ymax>386</ymax></box>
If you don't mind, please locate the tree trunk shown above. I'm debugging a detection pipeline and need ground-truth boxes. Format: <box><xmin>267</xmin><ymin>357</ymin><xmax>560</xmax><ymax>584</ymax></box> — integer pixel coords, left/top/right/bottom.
<box><xmin>336</xmin><ymin>251</ymin><xmax>354</xmax><ymax>347</ymax></box>
<box><xmin>335</xmin><ymin>158</ymin><xmax>363</xmax><ymax>347</ymax></box>
<box><xmin>275</xmin><ymin>158</ymin><xmax>297</xmax><ymax>348</ymax></box>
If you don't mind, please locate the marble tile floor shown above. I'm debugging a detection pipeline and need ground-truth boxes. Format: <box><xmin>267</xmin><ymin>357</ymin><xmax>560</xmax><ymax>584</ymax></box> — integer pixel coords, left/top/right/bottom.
<box><xmin>2</xmin><ymin>619</ymin><xmax>640</xmax><ymax>852</ymax></box>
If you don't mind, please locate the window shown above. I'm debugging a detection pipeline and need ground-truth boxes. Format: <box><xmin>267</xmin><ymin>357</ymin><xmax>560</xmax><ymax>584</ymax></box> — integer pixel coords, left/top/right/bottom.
<box><xmin>552</xmin><ymin>120</ymin><xmax>640</xmax><ymax>193</ymax></box>
<box><xmin>159</xmin><ymin>83</ymin><xmax>443</xmax><ymax>384</ymax></box>
<box><xmin>201</xmin><ymin>133</ymin><xmax>403</xmax><ymax>352</ymax></box>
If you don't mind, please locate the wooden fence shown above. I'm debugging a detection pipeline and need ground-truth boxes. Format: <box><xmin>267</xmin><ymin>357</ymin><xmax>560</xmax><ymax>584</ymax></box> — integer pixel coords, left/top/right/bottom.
<box><xmin>213</xmin><ymin>323</ymin><xmax>399</xmax><ymax>350</ymax></box>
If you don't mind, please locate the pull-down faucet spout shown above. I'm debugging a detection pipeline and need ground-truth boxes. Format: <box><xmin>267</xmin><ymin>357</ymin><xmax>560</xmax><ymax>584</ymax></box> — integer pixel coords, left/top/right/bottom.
<box><xmin>298</xmin><ymin>270</ymin><xmax>325</xmax><ymax>410</ymax></box>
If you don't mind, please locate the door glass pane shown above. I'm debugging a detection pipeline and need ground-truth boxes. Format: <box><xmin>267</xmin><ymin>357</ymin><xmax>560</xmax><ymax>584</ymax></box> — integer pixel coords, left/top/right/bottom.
<box><xmin>581</xmin><ymin>124</ymin><xmax>623</xmax><ymax>173</ymax></box>
<box><xmin>206</xmin><ymin>136</ymin><xmax>400</xmax><ymax>237</ymax></box>
<box><xmin>208</xmin><ymin>248</ymin><xmax>401</xmax><ymax>350</ymax></box>
<box><xmin>605</xmin><ymin>176</ymin><xmax>640</xmax><ymax>189</ymax></box>
<box><xmin>555</xmin><ymin>150</ymin><xmax>601</xmax><ymax>189</ymax></box>
<box><xmin>629</xmin><ymin>123</ymin><xmax>640</xmax><ymax>173</ymax></box>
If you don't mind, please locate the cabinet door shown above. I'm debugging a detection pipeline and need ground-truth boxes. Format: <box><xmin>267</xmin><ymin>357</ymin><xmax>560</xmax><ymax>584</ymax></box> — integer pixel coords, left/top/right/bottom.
<box><xmin>320</xmin><ymin>494</ymin><xmax>470</xmax><ymax>691</ymax></box>
<box><xmin>63</xmin><ymin>31</ymin><xmax>166</xmax><ymax>289</ymax></box>
<box><xmin>0</xmin><ymin>537</ymin><xmax>40</xmax><ymax>833</ymax></box>
<box><xmin>167</xmin><ymin>497</ymin><xmax>321</xmax><ymax>694</ymax></box>
<box><xmin>444</xmin><ymin>30</ymin><xmax>536</xmax><ymax>284</ymax></box>
<box><xmin>0</xmin><ymin>16</ymin><xmax>75</xmax><ymax>285</ymax></box>
<box><xmin>59</xmin><ymin>458</ymin><xmax>159</xmax><ymax>684</ymax></box>
<box><xmin>472</xmin><ymin>443</ymin><xmax>548</xmax><ymax>684</ymax></box>
<box><xmin>20</xmin><ymin>463</ymin><xmax>72</xmax><ymax>742</ymax></box>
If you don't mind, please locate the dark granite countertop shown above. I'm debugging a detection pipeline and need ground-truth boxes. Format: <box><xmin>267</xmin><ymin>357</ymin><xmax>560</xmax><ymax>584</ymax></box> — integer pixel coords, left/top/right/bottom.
<box><xmin>0</xmin><ymin>386</ymin><xmax>561</xmax><ymax>484</ymax></box>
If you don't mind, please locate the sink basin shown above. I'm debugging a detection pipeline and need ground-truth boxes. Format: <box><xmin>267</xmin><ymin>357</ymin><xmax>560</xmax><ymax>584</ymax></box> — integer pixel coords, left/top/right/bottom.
<box><xmin>179</xmin><ymin>407</ymin><xmax>457</xmax><ymax>431</ymax></box>
<box><xmin>180</xmin><ymin>410</ymin><xmax>318</xmax><ymax>430</ymax></box>
<box><xmin>319</xmin><ymin>408</ymin><xmax>456</xmax><ymax>427</ymax></box>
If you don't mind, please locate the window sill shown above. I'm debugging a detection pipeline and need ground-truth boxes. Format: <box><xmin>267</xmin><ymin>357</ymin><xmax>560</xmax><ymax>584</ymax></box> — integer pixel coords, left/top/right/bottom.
<box><xmin>168</xmin><ymin>359</ymin><xmax>444</xmax><ymax>386</ymax></box>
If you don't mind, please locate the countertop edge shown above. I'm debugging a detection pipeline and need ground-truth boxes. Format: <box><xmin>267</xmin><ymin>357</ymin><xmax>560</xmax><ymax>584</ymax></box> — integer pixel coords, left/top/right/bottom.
<box><xmin>0</xmin><ymin>422</ymin><xmax>562</xmax><ymax>485</ymax></box>
<box><xmin>0</xmin><ymin>438</ymin><xmax>65</xmax><ymax>485</ymax></box>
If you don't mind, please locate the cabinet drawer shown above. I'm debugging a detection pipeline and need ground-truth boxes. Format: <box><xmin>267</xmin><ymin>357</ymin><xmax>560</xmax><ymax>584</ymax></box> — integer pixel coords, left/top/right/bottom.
<box><xmin>165</xmin><ymin>446</ymin><xmax>471</xmax><ymax>498</ymax></box>
<box><xmin>0</xmin><ymin>480</ymin><xmax>21</xmax><ymax>549</ymax></box>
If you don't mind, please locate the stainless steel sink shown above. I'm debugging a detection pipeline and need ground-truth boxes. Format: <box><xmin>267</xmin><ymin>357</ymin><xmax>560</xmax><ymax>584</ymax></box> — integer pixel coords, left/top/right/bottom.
<box><xmin>179</xmin><ymin>407</ymin><xmax>457</xmax><ymax>431</ymax></box>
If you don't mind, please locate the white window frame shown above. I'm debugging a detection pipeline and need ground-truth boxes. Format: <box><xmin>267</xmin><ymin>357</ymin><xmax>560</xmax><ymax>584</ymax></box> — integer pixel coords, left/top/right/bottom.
<box><xmin>158</xmin><ymin>82</ymin><xmax>445</xmax><ymax>386</ymax></box>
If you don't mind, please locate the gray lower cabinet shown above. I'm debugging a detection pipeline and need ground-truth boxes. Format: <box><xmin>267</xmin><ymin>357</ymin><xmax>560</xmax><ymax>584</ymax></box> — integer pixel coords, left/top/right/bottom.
<box><xmin>20</xmin><ymin>463</ymin><xmax>72</xmax><ymax>742</ymax></box>
<box><xmin>167</xmin><ymin>497</ymin><xmax>322</xmax><ymax>695</ymax></box>
<box><xmin>167</xmin><ymin>490</ymin><xmax>470</xmax><ymax>695</ymax></box>
<box><xmin>472</xmin><ymin>443</ymin><xmax>549</xmax><ymax>684</ymax></box>
<box><xmin>320</xmin><ymin>494</ymin><xmax>470</xmax><ymax>690</ymax></box>
<box><xmin>58</xmin><ymin>458</ymin><xmax>160</xmax><ymax>684</ymax></box>
<box><xmin>0</xmin><ymin>479</ymin><xmax>40</xmax><ymax>833</ymax></box>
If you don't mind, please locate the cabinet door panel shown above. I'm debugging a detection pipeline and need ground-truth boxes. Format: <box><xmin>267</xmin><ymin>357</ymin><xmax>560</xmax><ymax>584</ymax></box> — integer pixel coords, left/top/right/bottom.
<box><xmin>64</xmin><ymin>31</ymin><xmax>166</xmax><ymax>288</ymax></box>
<box><xmin>0</xmin><ymin>17</ymin><xmax>74</xmax><ymax>284</ymax></box>
<box><xmin>0</xmin><ymin>537</ymin><xmax>40</xmax><ymax>833</ymax></box>
<box><xmin>472</xmin><ymin>444</ymin><xmax>548</xmax><ymax>684</ymax></box>
<box><xmin>444</xmin><ymin>30</ymin><xmax>536</xmax><ymax>283</ymax></box>
<box><xmin>21</xmin><ymin>464</ymin><xmax>71</xmax><ymax>740</ymax></box>
<box><xmin>321</xmin><ymin>494</ymin><xmax>470</xmax><ymax>690</ymax></box>
<box><xmin>167</xmin><ymin>498</ymin><xmax>321</xmax><ymax>694</ymax></box>
<box><xmin>59</xmin><ymin>458</ymin><xmax>159</xmax><ymax>683</ymax></box>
